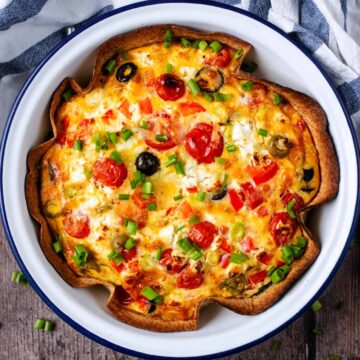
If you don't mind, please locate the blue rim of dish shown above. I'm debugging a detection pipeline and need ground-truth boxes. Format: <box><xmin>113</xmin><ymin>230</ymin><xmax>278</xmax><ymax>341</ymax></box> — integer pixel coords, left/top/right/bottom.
<box><xmin>0</xmin><ymin>1</ymin><xmax>359</xmax><ymax>359</ymax></box>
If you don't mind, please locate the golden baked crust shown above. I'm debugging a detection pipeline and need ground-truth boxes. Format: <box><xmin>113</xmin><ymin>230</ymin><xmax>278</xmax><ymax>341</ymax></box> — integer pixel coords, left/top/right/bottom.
<box><xmin>26</xmin><ymin>25</ymin><xmax>339</xmax><ymax>332</ymax></box>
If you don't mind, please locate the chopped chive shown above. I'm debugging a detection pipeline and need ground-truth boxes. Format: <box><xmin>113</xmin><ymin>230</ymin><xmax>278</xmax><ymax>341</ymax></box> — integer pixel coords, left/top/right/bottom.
<box><xmin>181</xmin><ymin>38</ymin><xmax>191</xmax><ymax>47</ymax></box>
<box><xmin>34</xmin><ymin>319</ymin><xmax>46</xmax><ymax>330</ymax></box>
<box><xmin>230</xmin><ymin>252</ymin><xmax>248</xmax><ymax>264</ymax></box>
<box><xmin>269</xmin><ymin>265</ymin><xmax>290</xmax><ymax>284</ymax></box>
<box><xmin>11</xmin><ymin>271</ymin><xmax>27</xmax><ymax>285</ymax></box>
<box><xmin>215</xmin><ymin>157</ymin><xmax>225</xmax><ymax>165</ymax></box>
<box><xmin>241</xmin><ymin>80</ymin><xmax>254</xmax><ymax>92</ymax></box>
<box><xmin>258</xmin><ymin>128</ymin><xmax>268</xmax><ymax>137</ymax></box>
<box><xmin>197</xmin><ymin>191</ymin><xmax>206</xmax><ymax>202</ymax></box>
<box><xmin>142</xmin><ymin>181</ymin><xmax>153</xmax><ymax>194</ymax></box>
<box><xmin>286</xmin><ymin>199</ymin><xmax>297</xmax><ymax>219</ymax></box>
<box><xmin>121</xmin><ymin>128</ymin><xmax>133</xmax><ymax>141</ymax></box>
<box><xmin>188</xmin><ymin>248</ymin><xmax>202</xmax><ymax>260</ymax></box>
<box><xmin>155</xmin><ymin>247</ymin><xmax>163</xmax><ymax>260</ymax></box>
<box><xmin>174</xmin><ymin>161</ymin><xmax>185</xmax><ymax>175</ymax></box>
<box><xmin>83</xmin><ymin>167</ymin><xmax>92</xmax><ymax>179</ymax></box>
<box><xmin>104</xmin><ymin>59</ymin><xmax>116</xmax><ymax>74</ymax></box>
<box><xmin>173</xmin><ymin>194</ymin><xmax>183</xmax><ymax>201</ymax></box>
<box><xmin>164</xmin><ymin>30</ymin><xmax>173</xmax><ymax>48</ymax></box>
<box><xmin>110</xmin><ymin>150</ymin><xmax>122</xmax><ymax>164</ymax></box>
<box><xmin>177</xmin><ymin>237</ymin><xmax>192</xmax><ymax>252</ymax></box>
<box><xmin>214</xmin><ymin>92</ymin><xmax>232</xmax><ymax>102</ymax></box>
<box><xmin>72</xmin><ymin>245</ymin><xmax>89</xmax><ymax>267</ymax></box>
<box><xmin>233</xmin><ymin>48</ymin><xmax>244</xmax><ymax>60</ymax></box>
<box><xmin>176</xmin><ymin>224</ymin><xmax>186</xmax><ymax>233</ymax></box>
<box><xmin>188</xmin><ymin>214</ymin><xmax>200</xmax><ymax>224</ymax></box>
<box><xmin>140</xmin><ymin>120</ymin><xmax>150</xmax><ymax>129</ymax></box>
<box><xmin>241</xmin><ymin>61</ymin><xmax>258</xmax><ymax>73</ymax></box>
<box><xmin>106</xmin><ymin>131</ymin><xmax>118</xmax><ymax>144</ymax></box>
<box><xmin>199</xmin><ymin>40</ymin><xmax>208</xmax><ymax>51</ymax></box>
<box><xmin>226</xmin><ymin>144</ymin><xmax>237</xmax><ymax>153</ymax></box>
<box><xmin>44</xmin><ymin>320</ymin><xmax>54</xmax><ymax>332</ymax></box>
<box><xmin>209</xmin><ymin>41</ymin><xmax>222</xmax><ymax>53</ymax></box>
<box><xmin>271</xmin><ymin>340</ymin><xmax>281</xmax><ymax>352</ymax></box>
<box><xmin>187</xmin><ymin>78</ymin><xmax>201</xmax><ymax>96</ymax></box>
<box><xmin>118</xmin><ymin>194</ymin><xmax>130</xmax><ymax>200</ymax></box>
<box><xmin>147</xmin><ymin>203</ymin><xmax>157</xmax><ymax>211</ymax></box>
<box><xmin>192</xmin><ymin>39</ymin><xmax>201</xmax><ymax>48</ymax></box>
<box><xmin>134</xmin><ymin>170</ymin><xmax>145</xmax><ymax>184</ymax></box>
<box><xmin>155</xmin><ymin>134</ymin><xmax>168</xmax><ymax>142</ymax></box>
<box><xmin>311</xmin><ymin>300</ymin><xmax>322</xmax><ymax>312</ymax></box>
<box><xmin>124</xmin><ymin>237</ymin><xmax>137</xmax><ymax>250</ymax></box>
<box><xmin>141</xmin><ymin>286</ymin><xmax>160</xmax><ymax>301</ymax></box>
<box><xmin>62</xmin><ymin>88</ymin><xmax>73</xmax><ymax>102</ymax></box>
<box><xmin>126</xmin><ymin>219</ymin><xmax>138</xmax><ymax>235</ymax></box>
<box><xmin>274</xmin><ymin>93</ymin><xmax>282</xmax><ymax>106</ymax></box>
<box><xmin>166</xmin><ymin>63</ymin><xmax>173</xmax><ymax>74</ymax></box>
<box><xmin>312</xmin><ymin>328</ymin><xmax>323</xmax><ymax>336</ymax></box>
<box><xmin>53</xmin><ymin>241</ymin><xmax>62</xmax><ymax>253</ymax></box>
<box><xmin>165</xmin><ymin>158</ymin><xmax>177</xmax><ymax>167</ymax></box>
<box><xmin>204</xmin><ymin>93</ymin><xmax>213</xmax><ymax>102</ymax></box>
<box><xmin>73</xmin><ymin>140</ymin><xmax>83</xmax><ymax>151</ymax></box>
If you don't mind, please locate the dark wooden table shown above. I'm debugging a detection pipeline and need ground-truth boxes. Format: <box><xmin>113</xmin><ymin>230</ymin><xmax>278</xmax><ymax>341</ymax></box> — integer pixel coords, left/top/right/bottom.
<box><xmin>0</xmin><ymin>221</ymin><xmax>359</xmax><ymax>360</ymax></box>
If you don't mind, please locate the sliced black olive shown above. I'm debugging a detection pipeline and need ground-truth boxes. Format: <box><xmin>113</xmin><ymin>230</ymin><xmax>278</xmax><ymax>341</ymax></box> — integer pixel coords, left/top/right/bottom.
<box><xmin>135</xmin><ymin>151</ymin><xmax>160</xmax><ymax>176</ymax></box>
<box><xmin>148</xmin><ymin>304</ymin><xmax>157</xmax><ymax>313</ymax></box>
<box><xmin>303</xmin><ymin>168</ymin><xmax>314</xmax><ymax>182</ymax></box>
<box><xmin>212</xmin><ymin>187</ymin><xmax>228</xmax><ymax>201</ymax></box>
<box><xmin>269</xmin><ymin>135</ymin><xmax>292</xmax><ymax>158</ymax></box>
<box><xmin>301</xmin><ymin>187</ymin><xmax>315</xmax><ymax>193</ymax></box>
<box><xmin>116</xmin><ymin>62</ymin><xmax>137</xmax><ymax>82</ymax></box>
<box><xmin>195</xmin><ymin>66</ymin><xmax>224</xmax><ymax>93</ymax></box>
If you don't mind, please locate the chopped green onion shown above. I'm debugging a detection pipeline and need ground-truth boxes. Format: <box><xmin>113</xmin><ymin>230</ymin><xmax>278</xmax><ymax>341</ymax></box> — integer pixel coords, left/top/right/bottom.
<box><xmin>142</xmin><ymin>192</ymin><xmax>151</xmax><ymax>200</ymax></box>
<box><xmin>164</xmin><ymin>30</ymin><xmax>173</xmax><ymax>48</ymax></box>
<box><xmin>53</xmin><ymin>241</ymin><xmax>62</xmax><ymax>253</ymax></box>
<box><xmin>286</xmin><ymin>199</ymin><xmax>297</xmax><ymax>219</ymax></box>
<box><xmin>174</xmin><ymin>161</ymin><xmax>185</xmax><ymax>176</ymax></box>
<box><xmin>296</xmin><ymin>236</ymin><xmax>307</xmax><ymax>248</ymax></box>
<box><xmin>83</xmin><ymin>167</ymin><xmax>92</xmax><ymax>179</ymax></box>
<box><xmin>118</xmin><ymin>194</ymin><xmax>130</xmax><ymax>200</ymax></box>
<box><xmin>209</xmin><ymin>41</ymin><xmax>222</xmax><ymax>53</ymax></box>
<box><xmin>199</xmin><ymin>40</ymin><xmax>208</xmax><ymax>51</ymax></box>
<box><xmin>62</xmin><ymin>88</ymin><xmax>73</xmax><ymax>102</ymax></box>
<box><xmin>155</xmin><ymin>247</ymin><xmax>163</xmax><ymax>260</ymax></box>
<box><xmin>106</xmin><ymin>131</ymin><xmax>118</xmax><ymax>144</ymax></box>
<box><xmin>173</xmin><ymin>194</ymin><xmax>183</xmax><ymax>201</ymax></box>
<box><xmin>166</xmin><ymin>63</ymin><xmax>173</xmax><ymax>74</ymax></box>
<box><xmin>274</xmin><ymin>93</ymin><xmax>282</xmax><ymax>106</ymax></box>
<box><xmin>282</xmin><ymin>245</ymin><xmax>294</xmax><ymax>259</ymax></box>
<box><xmin>153</xmin><ymin>296</ymin><xmax>163</xmax><ymax>305</ymax></box>
<box><xmin>134</xmin><ymin>170</ymin><xmax>145</xmax><ymax>185</ymax></box>
<box><xmin>130</xmin><ymin>180</ymin><xmax>137</xmax><ymax>189</ymax></box>
<box><xmin>188</xmin><ymin>248</ymin><xmax>202</xmax><ymax>260</ymax></box>
<box><xmin>241</xmin><ymin>61</ymin><xmax>258</xmax><ymax>73</ymax></box>
<box><xmin>72</xmin><ymin>244</ymin><xmax>89</xmax><ymax>266</ymax></box>
<box><xmin>226</xmin><ymin>144</ymin><xmax>237</xmax><ymax>153</ymax></box>
<box><xmin>214</xmin><ymin>92</ymin><xmax>232</xmax><ymax>102</ymax></box>
<box><xmin>34</xmin><ymin>319</ymin><xmax>46</xmax><ymax>330</ymax></box>
<box><xmin>126</xmin><ymin>219</ymin><xmax>138</xmax><ymax>235</ymax></box>
<box><xmin>230</xmin><ymin>252</ymin><xmax>248</xmax><ymax>264</ymax></box>
<box><xmin>267</xmin><ymin>266</ymin><xmax>276</xmax><ymax>277</ymax></box>
<box><xmin>110</xmin><ymin>150</ymin><xmax>122</xmax><ymax>164</ymax></box>
<box><xmin>140</xmin><ymin>120</ymin><xmax>150</xmax><ymax>129</ymax></box>
<box><xmin>258</xmin><ymin>128</ymin><xmax>268</xmax><ymax>137</ymax></box>
<box><xmin>192</xmin><ymin>39</ymin><xmax>201</xmax><ymax>48</ymax></box>
<box><xmin>230</xmin><ymin>222</ymin><xmax>246</xmax><ymax>242</ymax></box>
<box><xmin>241</xmin><ymin>80</ymin><xmax>254</xmax><ymax>92</ymax></box>
<box><xmin>165</xmin><ymin>158</ymin><xmax>177</xmax><ymax>167</ymax></box>
<box><xmin>124</xmin><ymin>237</ymin><xmax>137</xmax><ymax>250</ymax></box>
<box><xmin>177</xmin><ymin>237</ymin><xmax>192</xmax><ymax>252</ymax></box>
<box><xmin>311</xmin><ymin>299</ymin><xmax>322</xmax><ymax>312</ymax></box>
<box><xmin>188</xmin><ymin>214</ymin><xmax>200</xmax><ymax>224</ymax></box>
<box><xmin>336</xmin><ymin>301</ymin><xmax>345</xmax><ymax>310</ymax></box>
<box><xmin>329</xmin><ymin>355</ymin><xmax>342</xmax><ymax>360</ymax></box>
<box><xmin>271</xmin><ymin>340</ymin><xmax>281</xmax><ymax>352</ymax></box>
<box><xmin>11</xmin><ymin>271</ymin><xmax>27</xmax><ymax>285</ymax></box>
<box><xmin>44</xmin><ymin>320</ymin><xmax>54</xmax><ymax>332</ymax></box>
<box><xmin>155</xmin><ymin>134</ymin><xmax>168</xmax><ymax>142</ymax></box>
<box><xmin>187</xmin><ymin>78</ymin><xmax>201</xmax><ymax>96</ymax></box>
<box><xmin>140</xmin><ymin>286</ymin><xmax>160</xmax><ymax>301</ymax></box>
<box><xmin>269</xmin><ymin>265</ymin><xmax>290</xmax><ymax>284</ymax></box>
<box><xmin>312</xmin><ymin>328</ymin><xmax>323</xmax><ymax>336</ymax></box>
<box><xmin>291</xmin><ymin>245</ymin><xmax>304</xmax><ymax>258</ymax></box>
<box><xmin>121</xmin><ymin>128</ymin><xmax>133</xmax><ymax>141</ymax></box>
<box><xmin>197</xmin><ymin>191</ymin><xmax>206</xmax><ymax>202</ymax></box>
<box><xmin>233</xmin><ymin>48</ymin><xmax>244</xmax><ymax>60</ymax></box>
<box><xmin>221</xmin><ymin>173</ymin><xmax>229</xmax><ymax>185</ymax></box>
<box><xmin>142</xmin><ymin>181</ymin><xmax>153</xmax><ymax>194</ymax></box>
<box><xmin>181</xmin><ymin>38</ymin><xmax>191</xmax><ymax>47</ymax></box>
<box><xmin>107</xmin><ymin>250</ymin><xmax>118</xmax><ymax>260</ymax></box>
<box><xmin>176</xmin><ymin>224</ymin><xmax>186</xmax><ymax>233</ymax></box>
<box><xmin>104</xmin><ymin>59</ymin><xmax>116</xmax><ymax>74</ymax></box>
<box><xmin>147</xmin><ymin>203</ymin><xmax>157</xmax><ymax>211</ymax></box>
<box><xmin>215</xmin><ymin>157</ymin><xmax>225</xmax><ymax>165</ymax></box>
<box><xmin>204</xmin><ymin>93</ymin><xmax>213</xmax><ymax>102</ymax></box>
<box><xmin>73</xmin><ymin>140</ymin><xmax>83</xmax><ymax>151</ymax></box>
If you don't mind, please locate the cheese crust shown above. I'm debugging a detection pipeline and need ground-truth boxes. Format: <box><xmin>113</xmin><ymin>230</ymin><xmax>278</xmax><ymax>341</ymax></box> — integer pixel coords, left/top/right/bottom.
<box><xmin>26</xmin><ymin>25</ymin><xmax>339</xmax><ymax>332</ymax></box>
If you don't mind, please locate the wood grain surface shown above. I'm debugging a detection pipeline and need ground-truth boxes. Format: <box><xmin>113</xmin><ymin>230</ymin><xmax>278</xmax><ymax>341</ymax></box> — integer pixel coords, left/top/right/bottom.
<box><xmin>0</xmin><ymin>221</ymin><xmax>359</xmax><ymax>360</ymax></box>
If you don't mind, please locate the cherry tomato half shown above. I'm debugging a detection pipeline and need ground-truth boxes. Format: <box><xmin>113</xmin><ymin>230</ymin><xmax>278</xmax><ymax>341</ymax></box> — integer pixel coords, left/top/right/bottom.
<box><xmin>269</xmin><ymin>211</ymin><xmax>297</xmax><ymax>246</ymax></box>
<box><xmin>63</xmin><ymin>212</ymin><xmax>90</xmax><ymax>238</ymax></box>
<box><xmin>205</xmin><ymin>48</ymin><xmax>232</xmax><ymax>68</ymax></box>
<box><xmin>155</xmin><ymin>74</ymin><xmax>185</xmax><ymax>101</ymax></box>
<box><xmin>189</xmin><ymin>221</ymin><xmax>217</xmax><ymax>249</ymax></box>
<box><xmin>177</xmin><ymin>266</ymin><xmax>204</xmax><ymax>289</ymax></box>
<box><xmin>93</xmin><ymin>158</ymin><xmax>128</xmax><ymax>187</ymax></box>
<box><xmin>122</xmin><ymin>247</ymin><xmax>137</xmax><ymax>262</ymax></box>
<box><xmin>178</xmin><ymin>101</ymin><xmax>205</xmax><ymax>115</ymax></box>
<box><xmin>246</xmin><ymin>160</ymin><xmax>279</xmax><ymax>185</ymax></box>
<box><xmin>185</xmin><ymin>123</ymin><xmax>224</xmax><ymax>164</ymax></box>
<box><xmin>281</xmin><ymin>191</ymin><xmax>304</xmax><ymax>211</ymax></box>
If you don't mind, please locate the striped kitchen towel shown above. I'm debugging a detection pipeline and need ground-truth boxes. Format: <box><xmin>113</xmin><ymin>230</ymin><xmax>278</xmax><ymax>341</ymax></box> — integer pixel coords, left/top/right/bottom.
<box><xmin>0</xmin><ymin>0</ymin><xmax>359</xmax><ymax>141</ymax></box>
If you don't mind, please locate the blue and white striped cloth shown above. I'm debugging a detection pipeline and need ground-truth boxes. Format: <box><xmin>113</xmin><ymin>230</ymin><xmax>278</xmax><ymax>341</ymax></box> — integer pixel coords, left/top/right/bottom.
<box><xmin>1</xmin><ymin>0</ymin><xmax>359</xmax><ymax>141</ymax></box>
